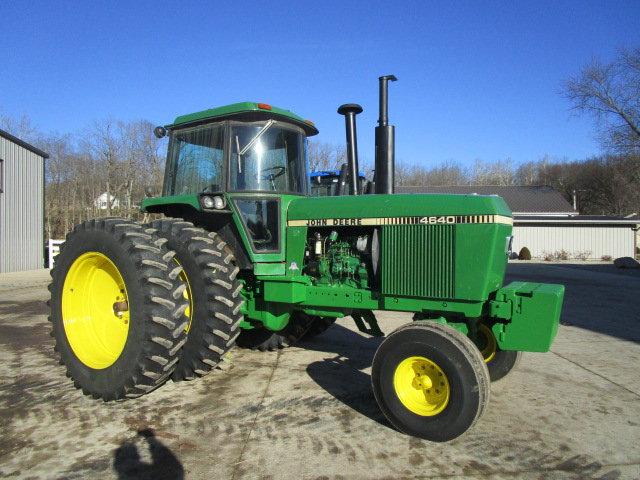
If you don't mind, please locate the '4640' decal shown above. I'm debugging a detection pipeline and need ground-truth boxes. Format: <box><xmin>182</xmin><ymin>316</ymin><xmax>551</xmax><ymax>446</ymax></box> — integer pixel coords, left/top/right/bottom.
<box><xmin>287</xmin><ymin>214</ymin><xmax>513</xmax><ymax>227</ymax></box>
<box><xmin>419</xmin><ymin>216</ymin><xmax>456</xmax><ymax>224</ymax></box>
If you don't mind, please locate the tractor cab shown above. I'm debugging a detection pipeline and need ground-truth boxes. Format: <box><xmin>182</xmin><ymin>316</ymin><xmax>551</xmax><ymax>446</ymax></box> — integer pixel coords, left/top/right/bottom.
<box><xmin>145</xmin><ymin>102</ymin><xmax>318</xmax><ymax>258</ymax></box>
<box><xmin>160</xmin><ymin>102</ymin><xmax>318</xmax><ymax>197</ymax></box>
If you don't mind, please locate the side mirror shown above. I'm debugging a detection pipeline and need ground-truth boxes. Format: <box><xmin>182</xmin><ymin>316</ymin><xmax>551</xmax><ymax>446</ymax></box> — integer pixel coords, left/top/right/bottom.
<box><xmin>153</xmin><ymin>126</ymin><xmax>166</xmax><ymax>139</ymax></box>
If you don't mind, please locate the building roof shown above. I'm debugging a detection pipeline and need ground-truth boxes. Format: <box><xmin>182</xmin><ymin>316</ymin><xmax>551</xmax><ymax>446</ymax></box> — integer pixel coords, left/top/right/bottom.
<box><xmin>0</xmin><ymin>129</ymin><xmax>49</xmax><ymax>159</ymax></box>
<box><xmin>396</xmin><ymin>185</ymin><xmax>575</xmax><ymax>215</ymax></box>
<box><xmin>515</xmin><ymin>215</ymin><xmax>639</xmax><ymax>225</ymax></box>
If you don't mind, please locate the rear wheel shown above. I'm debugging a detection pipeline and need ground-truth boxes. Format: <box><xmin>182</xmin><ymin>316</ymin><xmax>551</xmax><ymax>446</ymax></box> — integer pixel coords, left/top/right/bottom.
<box><xmin>477</xmin><ymin>323</ymin><xmax>522</xmax><ymax>382</ymax></box>
<box><xmin>150</xmin><ymin>219</ymin><xmax>244</xmax><ymax>380</ymax></box>
<box><xmin>236</xmin><ymin>312</ymin><xmax>335</xmax><ymax>351</ymax></box>
<box><xmin>301</xmin><ymin>316</ymin><xmax>336</xmax><ymax>339</ymax></box>
<box><xmin>236</xmin><ymin>327</ymin><xmax>291</xmax><ymax>352</ymax></box>
<box><xmin>372</xmin><ymin>321</ymin><xmax>490</xmax><ymax>442</ymax></box>
<box><xmin>49</xmin><ymin>219</ymin><xmax>189</xmax><ymax>400</ymax></box>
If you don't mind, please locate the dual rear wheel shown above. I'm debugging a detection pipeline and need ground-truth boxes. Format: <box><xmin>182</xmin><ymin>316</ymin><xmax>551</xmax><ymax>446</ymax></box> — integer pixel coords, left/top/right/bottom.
<box><xmin>49</xmin><ymin>218</ymin><xmax>243</xmax><ymax>400</ymax></box>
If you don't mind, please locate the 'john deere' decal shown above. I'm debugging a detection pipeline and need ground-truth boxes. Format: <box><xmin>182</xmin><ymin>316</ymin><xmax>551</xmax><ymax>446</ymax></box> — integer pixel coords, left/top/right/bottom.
<box><xmin>287</xmin><ymin>215</ymin><xmax>513</xmax><ymax>227</ymax></box>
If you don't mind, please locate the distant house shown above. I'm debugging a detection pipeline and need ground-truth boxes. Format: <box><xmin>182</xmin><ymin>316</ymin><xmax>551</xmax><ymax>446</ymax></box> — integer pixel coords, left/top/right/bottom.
<box><xmin>94</xmin><ymin>192</ymin><xmax>120</xmax><ymax>210</ymax></box>
<box><xmin>397</xmin><ymin>185</ymin><xmax>639</xmax><ymax>260</ymax></box>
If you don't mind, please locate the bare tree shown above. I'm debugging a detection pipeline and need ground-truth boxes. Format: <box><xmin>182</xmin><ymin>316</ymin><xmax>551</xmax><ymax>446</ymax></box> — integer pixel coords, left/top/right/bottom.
<box><xmin>471</xmin><ymin>159</ymin><xmax>515</xmax><ymax>185</ymax></box>
<box><xmin>307</xmin><ymin>141</ymin><xmax>346</xmax><ymax>172</ymax></box>
<box><xmin>0</xmin><ymin>111</ymin><xmax>38</xmax><ymax>141</ymax></box>
<box><xmin>564</xmin><ymin>47</ymin><xmax>640</xmax><ymax>153</ymax></box>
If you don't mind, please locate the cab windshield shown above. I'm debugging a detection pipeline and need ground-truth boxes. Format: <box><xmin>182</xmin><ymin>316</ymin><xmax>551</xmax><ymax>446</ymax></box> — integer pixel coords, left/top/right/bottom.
<box><xmin>165</xmin><ymin>124</ymin><xmax>225</xmax><ymax>195</ymax></box>
<box><xmin>230</xmin><ymin>121</ymin><xmax>308</xmax><ymax>194</ymax></box>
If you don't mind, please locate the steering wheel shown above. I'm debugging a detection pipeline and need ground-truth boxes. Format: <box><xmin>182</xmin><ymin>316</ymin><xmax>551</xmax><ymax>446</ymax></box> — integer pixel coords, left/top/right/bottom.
<box><xmin>261</xmin><ymin>166</ymin><xmax>286</xmax><ymax>181</ymax></box>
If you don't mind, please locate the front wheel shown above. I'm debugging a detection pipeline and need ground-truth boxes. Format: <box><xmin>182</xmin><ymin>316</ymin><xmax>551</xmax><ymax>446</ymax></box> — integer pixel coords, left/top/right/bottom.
<box><xmin>372</xmin><ymin>321</ymin><xmax>490</xmax><ymax>442</ymax></box>
<box><xmin>477</xmin><ymin>323</ymin><xmax>522</xmax><ymax>382</ymax></box>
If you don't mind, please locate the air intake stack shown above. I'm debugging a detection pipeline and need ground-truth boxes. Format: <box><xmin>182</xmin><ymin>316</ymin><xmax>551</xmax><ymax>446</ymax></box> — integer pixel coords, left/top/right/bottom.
<box><xmin>374</xmin><ymin>75</ymin><xmax>397</xmax><ymax>194</ymax></box>
<box><xmin>337</xmin><ymin>103</ymin><xmax>363</xmax><ymax>195</ymax></box>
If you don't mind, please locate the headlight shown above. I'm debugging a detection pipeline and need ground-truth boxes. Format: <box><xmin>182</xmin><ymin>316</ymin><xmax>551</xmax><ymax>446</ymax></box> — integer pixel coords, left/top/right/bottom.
<box><xmin>213</xmin><ymin>196</ymin><xmax>225</xmax><ymax>210</ymax></box>
<box><xmin>201</xmin><ymin>195</ymin><xmax>225</xmax><ymax>210</ymax></box>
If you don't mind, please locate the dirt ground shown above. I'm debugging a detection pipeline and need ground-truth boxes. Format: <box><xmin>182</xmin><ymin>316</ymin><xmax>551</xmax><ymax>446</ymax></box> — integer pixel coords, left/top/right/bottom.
<box><xmin>0</xmin><ymin>263</ymin><xmax>638</xmax><ymax>479</ymax></box>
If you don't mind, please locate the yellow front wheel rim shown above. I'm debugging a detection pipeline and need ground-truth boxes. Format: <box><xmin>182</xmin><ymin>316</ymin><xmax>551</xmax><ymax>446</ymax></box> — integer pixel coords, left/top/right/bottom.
<box><xmin>479</xmin><ymin>324</ymin><xmax>497</xmax><ymax>363</ymax></box>
<box><xmin>393</xmin><ymin>356</ymin><xmax>450</xmax><ymax>416</ymax></box>
<box><xmin>61</xmin><ymin>252</ymin><xmax>130</xmax><ymax>369</ymax></box>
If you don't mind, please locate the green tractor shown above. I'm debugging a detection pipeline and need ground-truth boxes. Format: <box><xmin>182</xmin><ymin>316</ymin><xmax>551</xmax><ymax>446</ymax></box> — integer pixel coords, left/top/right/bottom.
<box><xmin>49</xmin><ymin>76</ymin><xmax>564</xmax><ymax>441</ymax></box>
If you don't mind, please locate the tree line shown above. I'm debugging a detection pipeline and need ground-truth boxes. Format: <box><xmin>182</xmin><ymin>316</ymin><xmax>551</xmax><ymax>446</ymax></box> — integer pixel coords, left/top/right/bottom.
<box><xmin>1</xmin><ymin>47</ymin><xmax>637</xmax><ymax>239</ymax></box>
<box><xmin>1</xmin><ymin>115</ymin><xmax>166</xmax><ymax>239</ymax></box>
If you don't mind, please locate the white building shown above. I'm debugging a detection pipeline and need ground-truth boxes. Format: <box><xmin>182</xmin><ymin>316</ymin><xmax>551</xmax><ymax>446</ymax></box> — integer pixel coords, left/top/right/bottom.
<box><xmin>94</xmin><ymin>192</ymin><xmax>120</xmax><ymax>210</ymax></box>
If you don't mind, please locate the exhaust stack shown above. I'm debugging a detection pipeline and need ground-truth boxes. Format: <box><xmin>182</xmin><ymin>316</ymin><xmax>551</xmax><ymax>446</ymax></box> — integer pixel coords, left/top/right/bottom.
<box><xmin>337</xmin><ymin>103</ymin><xmax>363</xmax><ymax>195</ymax></box>
<box><xmin>374</xmin><ymin>75</ymin><xmax>397</xmax><ymax>194</ymax></box>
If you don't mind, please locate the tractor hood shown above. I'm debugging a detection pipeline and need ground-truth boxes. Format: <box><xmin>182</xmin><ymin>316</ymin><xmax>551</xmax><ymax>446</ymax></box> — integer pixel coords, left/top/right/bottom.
<box><xmin>287</xmin><ymin>193</ymin><xmax>512</xmax><ymax>226</ymax></box>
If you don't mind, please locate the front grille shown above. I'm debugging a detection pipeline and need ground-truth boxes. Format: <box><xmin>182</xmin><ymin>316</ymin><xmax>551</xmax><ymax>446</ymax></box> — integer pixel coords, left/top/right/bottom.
<box><xmin>381</xmin><ymin>224</ymin><xmax>455</xmax><ymax>299</ymax></box>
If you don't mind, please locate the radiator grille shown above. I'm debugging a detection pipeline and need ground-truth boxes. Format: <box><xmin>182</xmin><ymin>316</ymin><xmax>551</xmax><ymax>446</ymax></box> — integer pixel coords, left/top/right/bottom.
<box><xmin>381</xmin><ymin>224</ymin><xmax>455</xmax><ymax>299</ymax></box>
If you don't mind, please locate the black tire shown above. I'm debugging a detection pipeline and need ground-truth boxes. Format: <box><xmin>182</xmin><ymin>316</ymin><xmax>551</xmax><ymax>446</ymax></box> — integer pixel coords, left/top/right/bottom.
<box><xmin>236</xmin><ymin>327</ymin><xmax>290</xmax><ymax>352</ymax></box>
<box><xmin>477</xmin><ymin>323</ymin><xmax>523</xmax><ymax>382</ymax></box>
<box><xmin>372</xmin><ymin>321</ymin><xmax>490</xmax><ymax>442</ymax></box>
<box><xmin>487</xmin><ymin>350</ymin><xmax>522</xmax><ymax>382</ymax></box>
<box><xmin>302</xmin><ymin>316</ymin><xmax>336</xmax><ymax>340</ymax></box>
<box><xmin>49</xmin><ymin>218</ymin><xmax>189</xmax><ymax>401</ymax></box>
<box><xmin>150</xmin><ymin>219</ymin><xmax>244</xmax><ymax>381</ymax></box>
<box><xmin>236</xmin><ymin>312</ymin><xmax>335</xmax><ymax>351</ymax></box>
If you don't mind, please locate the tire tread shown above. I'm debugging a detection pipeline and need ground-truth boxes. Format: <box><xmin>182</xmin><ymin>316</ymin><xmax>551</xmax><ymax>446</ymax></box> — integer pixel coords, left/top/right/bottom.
<box><xmin>150</xmin><ymin>218</ymin><xmax>244</xmax><ymax>381</ymax></box>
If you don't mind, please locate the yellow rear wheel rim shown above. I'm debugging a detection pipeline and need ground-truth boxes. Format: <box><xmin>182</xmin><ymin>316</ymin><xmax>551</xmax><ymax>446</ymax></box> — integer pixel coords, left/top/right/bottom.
<box><xmin>479</xmin><ymin>324</ymin><xmax>497</xmax><ymax>363</ymax></box>
<box><xmin>393</xmin><ymin>356</ymin><xmax>450</xmax><ymax>416</ymax></box>
<box><xmin>61</xmin><ymin>252</ymin><xmax>130</xmax><ymax>369</ymax></box>
<box><xmin>175</xmin><ymin>258</ymin><xmax>193</xmax><ymax>332</ymax></box>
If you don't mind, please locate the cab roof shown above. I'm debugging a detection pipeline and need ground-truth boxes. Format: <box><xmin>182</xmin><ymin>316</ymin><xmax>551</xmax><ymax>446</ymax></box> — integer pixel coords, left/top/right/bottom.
<box><xmin>167</xmin><ymin>102</ymin><xmax>318</xmax><ymax>136</ymax></box>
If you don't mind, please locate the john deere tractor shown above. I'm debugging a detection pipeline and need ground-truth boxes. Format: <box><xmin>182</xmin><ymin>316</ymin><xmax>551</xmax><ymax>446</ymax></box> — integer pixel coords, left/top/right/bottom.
<box><xmin>49</xmin><ymin>76</ymin><xmax>564</xmax><ymax>441</ymax></box>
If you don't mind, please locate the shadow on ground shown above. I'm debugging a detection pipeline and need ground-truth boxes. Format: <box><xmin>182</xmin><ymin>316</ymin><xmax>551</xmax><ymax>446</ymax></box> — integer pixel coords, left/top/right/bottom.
<box><xmin>300</xmin><ymin>323</ymin><xmax>391</xmax><ymax>429</ymax></box>
<box><xmin>0</xmin><ymin>300</ymin><xmax>48</xmax><ymax>320</ymax></box>
<box><xmin>113</xmin><ymin>429</ymin><xmax>184</xmax><ymax>480</ymax></box>
<box><xmin>507</xmin><ymin>263</ymin><xmax>640</xmax><ymax>344</ymax></box>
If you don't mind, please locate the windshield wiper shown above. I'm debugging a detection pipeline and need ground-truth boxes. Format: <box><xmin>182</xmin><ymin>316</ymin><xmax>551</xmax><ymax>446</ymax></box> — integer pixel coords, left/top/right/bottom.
<box><xmin>235</xmin><ymin>135</ymin><xmax>242</xmax><ymax>173</ymax></box>
<box><xmin>239</xmin><ymin>120</ymin><xmax>274</xmax><ymax>156</ymax></box>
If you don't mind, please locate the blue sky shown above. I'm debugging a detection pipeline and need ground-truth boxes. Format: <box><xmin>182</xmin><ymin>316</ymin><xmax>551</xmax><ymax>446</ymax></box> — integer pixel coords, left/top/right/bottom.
<box><xmin>2</xmin><ymin>1</ymin><xmax>639</xmax><ymax>167</ymax></box>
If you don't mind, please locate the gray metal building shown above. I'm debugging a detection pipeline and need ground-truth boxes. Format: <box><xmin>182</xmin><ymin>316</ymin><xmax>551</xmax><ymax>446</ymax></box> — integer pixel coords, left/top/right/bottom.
<box><xmin>0</xmin><ymin>130</ymin><xmax>48</xmax><ymax>273</ymax></box>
